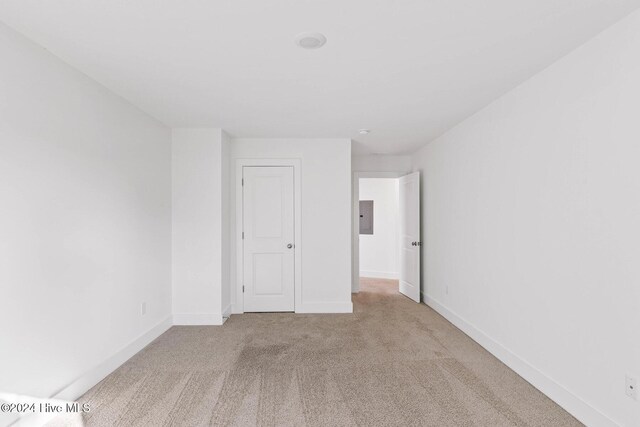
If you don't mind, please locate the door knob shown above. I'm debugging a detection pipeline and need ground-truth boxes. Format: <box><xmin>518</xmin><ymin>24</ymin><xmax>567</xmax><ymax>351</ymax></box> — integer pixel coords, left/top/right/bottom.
<box><xmin>411</xmin><ymin>242</ymin><xmax>416</xmax><ymax>246</ymax></box>
<box><xmin>287</xmin><ymin>243</ymin><xmax>293</xmax><ymax>249</ymax></box>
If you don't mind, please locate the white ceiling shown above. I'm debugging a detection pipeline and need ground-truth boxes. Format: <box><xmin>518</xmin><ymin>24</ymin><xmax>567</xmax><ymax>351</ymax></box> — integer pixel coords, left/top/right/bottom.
<box><xmin>1</xmin><ymin>1</ymin><xmax>639</xmax><ymax>154</ymax></box>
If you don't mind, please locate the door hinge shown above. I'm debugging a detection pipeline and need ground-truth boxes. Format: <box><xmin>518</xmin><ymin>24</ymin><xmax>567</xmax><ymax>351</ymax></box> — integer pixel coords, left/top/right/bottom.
<box><xmin>242</xmin><ymin>285</ymin><xmax>245</xmax><ymax>293</ymax></box>
<box><xmin>241</xmin><ymin>178</ymin><xmax>244</xmax><ymax>186</ymax></box>
<box><xmin>242</xmin><ymin>231</ymin><xmax>244</xmax><ymax>239</ymax></box>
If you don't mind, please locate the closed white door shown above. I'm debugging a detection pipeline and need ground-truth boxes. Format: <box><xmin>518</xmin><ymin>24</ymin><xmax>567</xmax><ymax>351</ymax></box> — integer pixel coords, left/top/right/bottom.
<box><xmin>243</xmin><ymin>166</ymin><xmax>295</xmax><ymax>312</ymax></box>
<box><xmin>399</xmin><ymin>171</ymin><xmax>421</xmax><ymax>302</ymax></box>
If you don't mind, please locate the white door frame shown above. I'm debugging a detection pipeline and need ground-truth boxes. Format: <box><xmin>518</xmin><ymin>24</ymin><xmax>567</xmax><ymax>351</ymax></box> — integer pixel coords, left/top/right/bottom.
<box><xmin>235</xmin><ymin>158</ymin><xmax>302</xmax><ymax>313</ymax></box>
<box><xmin>352</xmin><ymin>171</ymin><xmax>406</xmax><ymax>293</ymax></box>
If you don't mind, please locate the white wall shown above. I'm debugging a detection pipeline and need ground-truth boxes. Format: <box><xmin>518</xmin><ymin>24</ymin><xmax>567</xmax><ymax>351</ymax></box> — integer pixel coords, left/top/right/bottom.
<box><xmin>359</xmin><ymin>178</ymin><xmax>399</xmax><ymax>279</ymax></box>
<box><xmin>172</xmin><ymin>128</ymin><xmax>230</xmax><ymax>325</ymax></box>
<box><xmin>352</xmin><ymin>154</ymin><xmax>412</xmax><ymax>173</ymax></box>
<box><xmin>412</xmin><ymin>10</ymin><xmax>640</xmax><ymax>427</ymax></box>
<box><xmin>230</xmin><ymin>138</ymin><xmax>352</xmax><ymax>313</ymax></box>
<box><xmin>0</xmin><ymin>21</ymin><xmax>172</xmax><ymax>407</ymax></box>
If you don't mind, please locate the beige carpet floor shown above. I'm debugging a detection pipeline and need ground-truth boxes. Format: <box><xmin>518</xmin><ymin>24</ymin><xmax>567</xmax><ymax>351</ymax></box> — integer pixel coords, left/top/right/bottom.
<box><xmin>77</xmin><ymin>278</ymin><xmax>582</xmax><ymax>426</ymax></box>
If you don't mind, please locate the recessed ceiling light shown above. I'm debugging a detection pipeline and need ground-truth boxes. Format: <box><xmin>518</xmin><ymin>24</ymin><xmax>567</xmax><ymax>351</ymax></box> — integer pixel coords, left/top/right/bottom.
<box><xmin>294</xmin><ymin>32</ymin><xmax>327</xmax><ymax>49</ymax></box>
<box><xmin>358</xmin><ymin>129</ymin><xmax>371</xmax><ymax>135</ymax></box>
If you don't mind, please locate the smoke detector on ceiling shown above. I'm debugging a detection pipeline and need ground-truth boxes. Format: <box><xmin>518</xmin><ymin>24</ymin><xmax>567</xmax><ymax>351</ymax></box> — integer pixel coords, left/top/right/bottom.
<box><xmin>295</xmin><ymin>32</ymin><xmax>327</xmax><ymax>49</ymax></box>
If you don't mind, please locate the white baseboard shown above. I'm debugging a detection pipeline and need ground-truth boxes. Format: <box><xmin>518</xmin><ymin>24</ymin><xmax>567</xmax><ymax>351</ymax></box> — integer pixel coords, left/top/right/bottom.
<box><xmin>172</xmin><ymin>312</ymin><xmax>224</xmax><ymax>325</ymax></box>
<box><xmin>52</xmin><ymin>315</ymin><xmax>172</xmax><ymax>402</ymax></box>
<box><xmin>360</xmin><ymin>270</ymin><xmax>399</xmax><ymax>280</ymax></box>
<box><xmin>296</xmin><ymin>301</ymin><xmax>353</xmax><ymax>313</ymax></box>
<box><xmin>422</xmin><ymin>293</ymin><xmax>617</xmax><ymax>427</ymax></box>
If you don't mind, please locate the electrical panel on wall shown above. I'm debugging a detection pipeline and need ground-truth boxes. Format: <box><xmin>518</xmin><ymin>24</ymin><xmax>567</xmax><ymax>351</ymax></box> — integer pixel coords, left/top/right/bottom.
<box><xmin>359</xmin><ymin>200</ymin><xmax>374</xmax><ymax>235</ymax></box>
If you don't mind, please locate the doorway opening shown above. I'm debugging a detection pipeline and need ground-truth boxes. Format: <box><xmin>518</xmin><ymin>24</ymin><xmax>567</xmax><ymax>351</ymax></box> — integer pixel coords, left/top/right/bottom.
<box><xmin>352</xmin><ymin>171</ymin><xmax>421</xmax><ymax>302</ymax></box>
<box><xmin>358</xmin><ymin>178</ymin><xmax>400</xmax><ymax>295</ymax></box>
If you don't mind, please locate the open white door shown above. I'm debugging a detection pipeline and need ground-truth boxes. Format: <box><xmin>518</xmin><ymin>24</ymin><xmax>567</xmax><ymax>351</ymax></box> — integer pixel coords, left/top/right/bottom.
<box><xmin>399</xmin><ymin>171</ymin><xmax>421</xmax><ymax>302</ymax></box>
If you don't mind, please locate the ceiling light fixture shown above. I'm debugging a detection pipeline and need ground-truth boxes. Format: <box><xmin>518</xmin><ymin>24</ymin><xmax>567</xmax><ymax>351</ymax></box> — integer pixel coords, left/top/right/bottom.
<box><xmin>294</xmin><ymin>32</ymin><xmax>327</xmax><ymax>49</ymax></box>
<box><xmin>358</xmin><ymin>129</ymin><xmax>371</xmax><ymax>135</ymax></box>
